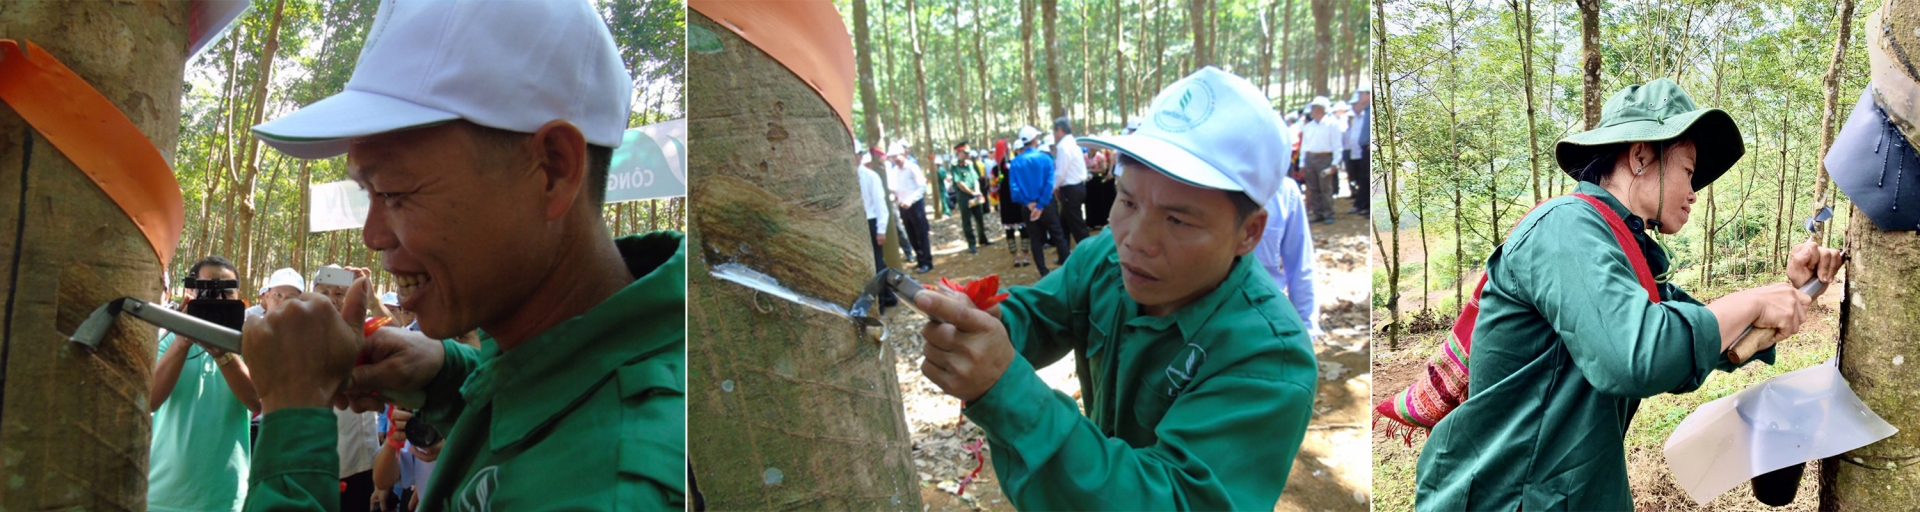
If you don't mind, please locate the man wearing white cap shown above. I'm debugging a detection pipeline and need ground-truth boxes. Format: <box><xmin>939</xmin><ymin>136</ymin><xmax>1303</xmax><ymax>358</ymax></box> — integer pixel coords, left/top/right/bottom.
<box><xmin>261</xmin><ymin>267</ymin><xmax>305</xmax><ymax>312</ymax></box>
<box><xmin>1008</xmin><ymin>125</ymin><xmax>1071</xmax><ymax>276</ymax></box>
<box><xmin>237</xmin><ymin>0</ymin><xmax>686</xmax><ymax>509</ymax></box>
<box><xmin>1298</xmin><ymin>96</ymin><xmax>1344</xmax><ymax>223</ymax></box>
<box><xmin>889</xmin><ymin>142</ymin><xmax>936</xmax><ymax>273</ymax></box>
<box><xmin>910</xmin><ymin>67</ymin><xmax>1317</xmax><ymax>510</ymax></box>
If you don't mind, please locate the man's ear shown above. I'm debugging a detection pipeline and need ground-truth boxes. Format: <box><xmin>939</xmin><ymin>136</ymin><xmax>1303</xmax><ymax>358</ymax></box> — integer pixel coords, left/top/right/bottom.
<box><xmin>1235</xmin><ymin>209</ymin><xmax>1268</xmax><ymax>257</ymax></box>
<box><xmin>529</xmin><ymin>120</ymin><xmax>590</xmax><ymax>221</ymax></box>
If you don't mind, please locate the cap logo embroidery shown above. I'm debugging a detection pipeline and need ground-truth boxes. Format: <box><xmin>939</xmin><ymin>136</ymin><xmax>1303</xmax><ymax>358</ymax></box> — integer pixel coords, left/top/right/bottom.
<box><xmin>1154</xmin><ymin>80</ymin><xmax>1217</xmax><ymax>133</ymax></box>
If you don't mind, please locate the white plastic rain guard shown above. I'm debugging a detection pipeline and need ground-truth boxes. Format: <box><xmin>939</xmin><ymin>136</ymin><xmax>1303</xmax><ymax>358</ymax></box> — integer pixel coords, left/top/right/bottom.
<box><xmin>1663</xmin><ymin>358</ymin><xmax>1897</xmax><ymax>505</ymax></box>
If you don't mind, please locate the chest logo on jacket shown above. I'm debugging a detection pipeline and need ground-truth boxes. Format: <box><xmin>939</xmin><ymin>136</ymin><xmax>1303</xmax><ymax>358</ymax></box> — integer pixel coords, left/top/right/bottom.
<box><xmin>453</xmin><ymin>465</ymin><xmax>499</xmax><ymax>512</ymax></box>
<box><xmin>1165</xmin><ymin>343</ymin><xmax>1208</xmax><ymax>398</ymax></box>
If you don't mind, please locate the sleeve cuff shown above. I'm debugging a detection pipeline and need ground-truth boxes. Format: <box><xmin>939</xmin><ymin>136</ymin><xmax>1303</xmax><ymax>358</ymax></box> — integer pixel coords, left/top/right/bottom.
<box><xmin>963</xmin><ymin>356</ymin><xmax>1050</xmax><ymax>440</ymax></box>
<box><xmin>419</xmin><ymin>338</ymin><xmax>479</xmax><ymax>430</ymax></box>
<box><xmin>250</xmin><ymin>408</ymin><xmax>339</xmax><ymax>486</ymax></box>
<box><xmin>1670</xmin><ymin>300</ymin><xmax>1773</xmax><ymax>373</ymax></box>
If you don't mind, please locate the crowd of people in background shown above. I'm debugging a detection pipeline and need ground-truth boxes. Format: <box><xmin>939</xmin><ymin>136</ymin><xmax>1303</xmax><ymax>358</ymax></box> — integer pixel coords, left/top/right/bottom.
<box><xmin>851</xmin><ymin>83</ymin><xmax>1370</xmax><ymax>341</ymax></box>
<box><xmin>150</xmin><ymin>259</ymin><xmax>461</xmax><ymax>512</ymax></box>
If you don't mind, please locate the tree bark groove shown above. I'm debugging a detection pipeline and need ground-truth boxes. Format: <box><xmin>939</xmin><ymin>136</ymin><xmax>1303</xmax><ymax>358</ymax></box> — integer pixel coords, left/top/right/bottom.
<box><xmin>685</xmin><ymin>12</ymin><xmax>918</xmax><ymax>510</ymax></box>
<box><xmin>0</xmin><ymin>2</ymin><xmax>189</xmax><ymax>510</ymax></box>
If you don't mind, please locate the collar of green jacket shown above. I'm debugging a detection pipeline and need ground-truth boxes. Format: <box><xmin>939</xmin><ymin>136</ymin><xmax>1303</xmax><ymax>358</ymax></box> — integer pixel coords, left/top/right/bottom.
<box><xmin>1091</xmin><ymin>246</ymin><xmax>1267</xmax><ymax>344</ymax></box>
<box><xmin>460</xmin><ymin>231</ymin><xmax>687</xmax><ymax>452</ymax></box>
<box><xmin>1572</xmin><ymin>181</ymin><xmax>1673</xmax><ymax>279</ymax></box>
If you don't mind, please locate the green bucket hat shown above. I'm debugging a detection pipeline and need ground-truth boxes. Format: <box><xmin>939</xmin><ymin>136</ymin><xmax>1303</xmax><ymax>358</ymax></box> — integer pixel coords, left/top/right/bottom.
<box><xmin>1554</xmin><ymin>78</ymin><xmax>1744</xmax><ymax>191</ymax></box>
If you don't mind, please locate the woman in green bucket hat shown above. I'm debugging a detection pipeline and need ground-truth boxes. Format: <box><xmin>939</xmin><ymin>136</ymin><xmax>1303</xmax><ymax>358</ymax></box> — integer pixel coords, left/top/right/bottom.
<box><xmin>1411</xmin><ymin>78</ymin><xmax>1844</xmax><ymax>510</ymax></box>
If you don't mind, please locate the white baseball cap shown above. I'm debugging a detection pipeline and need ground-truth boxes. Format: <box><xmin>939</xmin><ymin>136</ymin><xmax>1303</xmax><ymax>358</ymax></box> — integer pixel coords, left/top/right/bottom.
<box><xmin>1310</xmin><ymin>96</ymin><xmax>1331</xmax><ymax>109</ymax></box>
<box><xmin>1079</xmin><ymin>66</ymin><xmax>1286</xmax><ymax>205</ymax></box>
<box><xmin>251</xmin><ymin>0</ymin><xmax>633</xmax><ymax>159</ymax></box>
<box><xmin>1014</xmin><ymin>126</ymin><xmax>1042</xmax><ymax>147</ymax></box>
<box><xmin>265</xmin><ymin>267</ymin><xmax>305</xmax><ymax>293</ymax></box>
<box><xmin>888</xmin><ymin>141</ymin><xmax>909</xmax><ymax>156</ymax></box>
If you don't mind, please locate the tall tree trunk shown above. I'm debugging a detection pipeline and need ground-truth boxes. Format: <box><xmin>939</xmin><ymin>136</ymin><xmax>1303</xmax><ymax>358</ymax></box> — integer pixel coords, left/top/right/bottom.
<box><xmin>852</xmin><ymin>0</ymin><xmax>902</xmax><ymax>271</ymax></box>
<box><xmin>1021</xmin><ymin>0</ymin><xmax>1038</xmax><ymax>126</ymax></box>
<box><xmin>234</xmin><ymin>0</ymin><xmax>288</xmax><ymax>295</ymax></box>
<box><xmin>1188</xmin><ymin>0</ymin><xmax>1210</xmax><ymax>68</ymax></box>
<box><xmin>0</xmin><ymin>2</ymin><xmax>189</xmax><ymax>509</ymax></box>
<box><xmin>1260</xmin><ymin>1</ymin><xmax>1277</xmax><ymax>93</ymax></box>
<box><xmin>1115</xmin><ymin>0</ymin><xmax>1129</xmax><ymax>128</ymax></box>
<box><xmin>1775</xmin><ymin>112</ymin><xmax>1789</xmax><ymax>269</ymax></box>
<box><xmin>1080</xmin><ymin>0</ymin><xmax>1091</xmax><ymax>128</ymax></box>
<box><xmin>295</xmin><ymin>160</ymin><xmax>311</xmax><ymax>272</ymax></box>
<box><xmin>1144</xmin><ymin>0</ymin><xmax>1159</xmax><ymax>98</ymax></box>
<box><xmin>906</xmin><ymin>0</ymin><xmax>939</xmax><ymax>217</ymax></box>
<box><xmin>1577</xmin><ymin>0</ymin><xmax>1603</xmax><ymax>130</ymax></box>
<box><xmin>880</xmin><ymin>0</ymin><xmax>900</xmax><ymax>145</ymax></box>
<box><xmin>1452</xmin><ymin>186</ymin><xmax>1463</xmax><ymax>310</ymax></box>
<box><xmin>686</xmin><ymin>12</ymin><xmax>917</xmax><ymax>509</ymax></box>
<box><xmin>1279</xmin><ymin>0</ymin><xmax>1295</xmax><ymax>106</ymax></box>
<box><xmin>1042</xmin><ymin>0</ymin><xmax>1063</xmax><ymax>120</ymax></box>
<box><xmin>1512</xmin><ymin>0</ymin><xmax>1542</xmax><ymax>204</ymax></box>
<box><xmin>972</xmin><ymin>0</ymin><xmax>991</xmax><ymax>140</ymax></box>
<box><xmin>1310</xmin><ymin>0</ymin><xmax>1332</xmax><ymax>96</ymax></box>
<box><xmin>1814</xmin><ymin>0</ymin><xmax>1856</xmax><ymax>247</ymax></box>
<box><xmin>952</xmin><ymin>5</ymin><xmax>972</xmax><ymax>141</ymax></box>
<box><xmin>1446</xmin><ymin>0</ymin><xmax>1462</xmax><ymax>310</ymax></box>
<box><xmin>1377</xmin><ymin>0</ymin><xmax>1401</xmax><ymax>348</ymax></box>
<box><xmin>854</xmin><ymin>0</ymin><xmax>885</xmax><ymax>148</ymax></box>
<box><xmin>1825</xmin><ymin>209</ymin><xmax>1920</xmax><ymax>508</ymax></box>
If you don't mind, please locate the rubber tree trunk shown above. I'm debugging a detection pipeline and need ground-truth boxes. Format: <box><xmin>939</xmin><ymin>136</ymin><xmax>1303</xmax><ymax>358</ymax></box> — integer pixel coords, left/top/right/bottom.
<box><xmin>1310</xmin><ymin>0</ymin><xmax>1332</xmax><ymax>96</ymax></box>
<box><xmin>1576</xmin><ymin>0</ymin><xmax>1603</xmax><ymax>131</ymax></box>
<box><xmin>0</xmin><ymin>2</ymin><xmax>187</xmax><ymax>510</ymax></box>
<box><xmin>851</xmin><ymin>0</ymin><xmax>903</xmax><ymax>272</ymax></box>
<box><xmin>685</xmin><ymin>12</ymin><xmax>918</xmax><ymax>510</ymax></box>
<box><xmin>1823</xmin><ymin>214</ymin><xmax>1920</xmax><ymax>509</ymax></box>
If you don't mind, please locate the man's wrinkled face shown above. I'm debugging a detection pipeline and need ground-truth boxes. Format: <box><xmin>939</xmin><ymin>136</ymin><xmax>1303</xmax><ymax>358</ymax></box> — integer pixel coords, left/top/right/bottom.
<box><xmin>1106</xmin><ymin>163</ymin><xmax>1264</xmax><ymax>316</ymax></box>
<box><xmin>349</xmin><ymin>122</ymin><xmax>556</xmax><ymax>339</ymax></box>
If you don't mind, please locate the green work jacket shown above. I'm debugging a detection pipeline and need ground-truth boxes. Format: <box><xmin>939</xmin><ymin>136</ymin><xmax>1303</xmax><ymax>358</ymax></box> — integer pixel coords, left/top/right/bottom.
<box><xmin>1415</xmin><ymin>184</ymin><xmax>1771</xmax><ymax>511</ymax></box>
<box><xmin>965</xmin><ymin>231</ymin><xmax>1318</xmax><ymax>510</ymax></box>
<box><xmin>244</xmin><ymin>232</ymin><xmax>688</xmax><ymax>511</ymax></box>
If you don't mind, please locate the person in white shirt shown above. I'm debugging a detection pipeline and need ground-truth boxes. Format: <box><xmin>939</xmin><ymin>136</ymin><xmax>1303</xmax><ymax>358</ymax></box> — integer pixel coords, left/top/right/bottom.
<box><xmin>1051</xmin><ymin>117</ymin><xmax>1091</xmax><ymax>254</ymax></box>
<box><xmin>888</xmin><ymin>142</ymin><xmax>935</xmax><ymax>273</ymax></box>
<box><xmin>857</xmin><ymin>148</ymin><xmax>898</xmax><ymax>308</ymax></box>
<box><xmin>1297</xmin><ymin>96</ymin><xmax>1344</xmax><ymax>224</ymax></box>
<box><xmin>1344</xmin><ymin>88</ymin><xmax>1372</xmax><ymax>216</ymax></box>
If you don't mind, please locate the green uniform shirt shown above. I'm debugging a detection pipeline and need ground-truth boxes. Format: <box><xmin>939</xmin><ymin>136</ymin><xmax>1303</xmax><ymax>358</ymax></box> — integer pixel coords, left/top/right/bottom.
<box><xmin>245</xmin><ymin>232</ymin><xmax>688</xmax><ymax>511</ymax></box>
<box><xmin>948</xmin><ymin>162</ymin><xmax>981</xmax><ymax>197</ymax></box>
<box><xmin>1414</xmin><ymin>183</ymin><xmax>1771</xmax><ymax>511</ymax></box>
<box><xmin>151</xmin><ymin>332</ymin><xmax>252</xmax><ymax>512</ymax></box>
<box><xmin>965</xmin><ymin>231</ymin><xmax>1318</xmax><ymax>510</ymax></box>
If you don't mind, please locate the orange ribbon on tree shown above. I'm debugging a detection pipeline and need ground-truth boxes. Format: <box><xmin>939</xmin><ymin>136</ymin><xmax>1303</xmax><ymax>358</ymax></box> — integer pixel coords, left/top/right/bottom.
<box><xmin>0</xmin><ymin>39</ymin><xmax>186</xmax><ymax>265</ymax></box>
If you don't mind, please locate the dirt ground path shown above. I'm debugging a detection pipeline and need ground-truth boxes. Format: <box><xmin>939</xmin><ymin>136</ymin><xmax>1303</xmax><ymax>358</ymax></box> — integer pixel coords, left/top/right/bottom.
<box><xmin>891</xmin><ymin>182</ymin><xmax>1374</xmax><ymax>511</ymax></box>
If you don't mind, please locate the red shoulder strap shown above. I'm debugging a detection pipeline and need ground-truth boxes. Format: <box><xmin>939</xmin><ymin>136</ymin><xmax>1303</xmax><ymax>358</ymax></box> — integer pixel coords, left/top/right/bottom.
<box><xmin>1467</xmin><ymin>194</ymin><xmax>1661</xmax><ymax>303</ymax></box>
<box><xmin>1570</xmin><ymin>193</ymin><xmax>1661</xmax><ymax>303</ymax></box>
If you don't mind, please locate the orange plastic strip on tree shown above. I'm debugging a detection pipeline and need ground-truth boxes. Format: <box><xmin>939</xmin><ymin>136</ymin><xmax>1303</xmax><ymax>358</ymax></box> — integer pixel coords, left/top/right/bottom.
<box><xmin>0</xmin><ymin>39</ymin><xmax>185</xmax><ymax>265</ymax></box>
<box><xmin>688</xmin><ymin>0</ymin><xmax>856</xmax><ymax>135</ymax></box>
